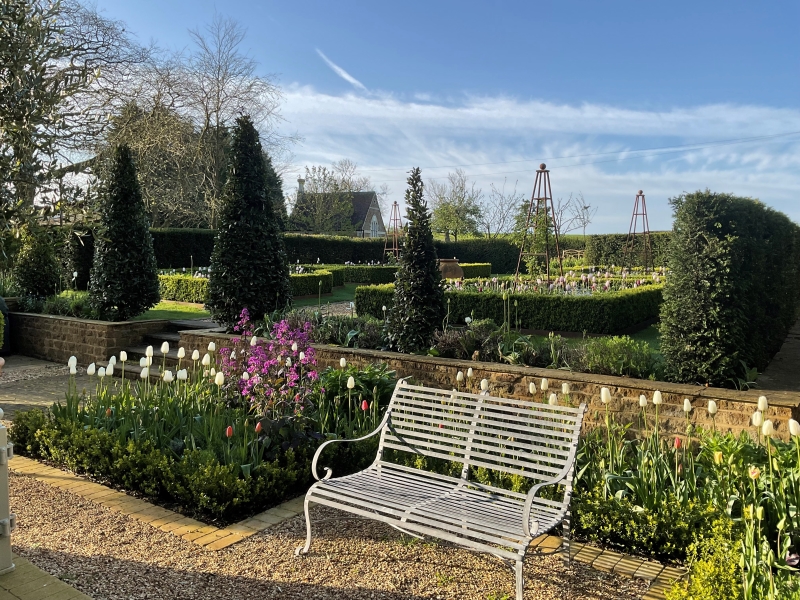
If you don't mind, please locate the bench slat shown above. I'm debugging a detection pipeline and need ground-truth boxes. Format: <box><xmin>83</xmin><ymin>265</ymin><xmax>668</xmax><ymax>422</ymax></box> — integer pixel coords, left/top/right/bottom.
<box><xmin>399</xmin><ymin>384</ymin><xmax>585</xmax><ymax>414</ymax></box>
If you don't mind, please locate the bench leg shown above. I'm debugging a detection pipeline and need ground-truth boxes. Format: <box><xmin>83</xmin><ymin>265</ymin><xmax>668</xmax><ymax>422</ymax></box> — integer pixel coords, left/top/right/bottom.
<box><xmin>515</xmin><ymin>559</ymin><xmax>524</xmax><ymax>600</ymax></box>
<box><xmin>562</xmin><ymin>508</ymin><xmax>572</xmax><ymax>569</ymax></box>
<box><xmin>294</xmin><ymin>497</ymin><xmax>313</xmax><ymax>556</ymax></box>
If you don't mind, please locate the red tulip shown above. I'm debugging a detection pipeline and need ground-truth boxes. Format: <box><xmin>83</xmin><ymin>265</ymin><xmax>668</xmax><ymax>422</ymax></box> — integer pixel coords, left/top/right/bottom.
<box><xmin>225</xmin><ymin>426</ymin><xmax>233</xmax><ymax>438</ymax></box>
<box><xmin>674</xmin><ymin>437</ymin><xmax>681</xmax><ymax>449</ymax></box>
<box><xmin>105</xmin><ymin>408</ymin><xmax>112</xmax><ymax>417</ymax></box>
<box><xmin>361</xmin><ymin>400</ymin><xmax>369</xmax><ymax>411</ymax></box>
<box><xmin>255</xmin><ymin>422</ymin><xmax>262</xmax><ymax>434</ymax></box>
<box><xmin>439</xmin><ymin>423</ymin><xmax>444</xmax><ymax>429</ymax></box>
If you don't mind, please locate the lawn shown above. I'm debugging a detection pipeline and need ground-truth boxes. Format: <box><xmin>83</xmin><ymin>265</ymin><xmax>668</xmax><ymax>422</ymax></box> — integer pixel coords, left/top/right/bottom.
<box><xmin>293</xmin><ymin>283</ymin><xmax>357</xmax><ymax>308</ymax></box>
<box><xmin>134</xmin><ymin>301</ymin><xmax>210</xmax><ymax>321</ymax></box>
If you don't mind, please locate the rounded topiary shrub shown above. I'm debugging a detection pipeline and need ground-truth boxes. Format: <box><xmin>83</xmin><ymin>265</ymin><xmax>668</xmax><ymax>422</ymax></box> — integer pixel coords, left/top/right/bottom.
<box><xmin>13</xmin><ymin>227</ymin><xmax>61</xmax><ymax>297</ymax></box>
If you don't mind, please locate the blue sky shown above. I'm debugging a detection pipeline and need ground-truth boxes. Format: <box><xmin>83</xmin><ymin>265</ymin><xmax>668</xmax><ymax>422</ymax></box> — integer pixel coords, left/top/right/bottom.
<box><xmin>96</xmin><ymin>0</ymin><xmax>800</xmax><ymax>232</ymax></box>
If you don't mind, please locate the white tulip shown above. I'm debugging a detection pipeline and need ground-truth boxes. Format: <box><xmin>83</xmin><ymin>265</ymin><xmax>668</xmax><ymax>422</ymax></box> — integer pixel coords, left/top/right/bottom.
<box><xmin>250</xmin><ymin>336</ymin><xmax>258</xmax><ymax>347</ymax></box>
<box><xmin>163</xmin><ymin>370</ymin><xmax>174</xmax><ymax>383</ymax></box>
<box><xmin>789</xmin><ymin>419</ymin><xmax>800</xmax><ymax>437</ymax></box>
<box><xmin>230</xmin><ymin>350</ymin><xmax>236</xmax><ymax>360</ymax></box>
<box><xmin>208</xmin><ymin>342</ymin><xmax>216</xmax><ymax>352</ymax></box>
<box><xmin>548</xmin><ymin>393</ymin><xmax>558</xmax><ymax>406</ymax></box>
<box><xmin>210</xmin><ymin>368</ymin><xmax>216</xmax><ymax>376</ymax></box>
<box><xmin>562</xmin><ymin>382</ymin><xmax>570</xmax><ymax>395</ymax></box>
<box><xmin>752</xmin><ymin>411</ymin><xmax>763</xmax><ymax>428</ymax></box>
<box><xmin>139</xmin><ymin>357</ymin><xmax>147</xmax><ymax>368</ymax></box>
<box><xmin>140</xmin><ymin>367</ymin><xmax>149</xmax><ymax>379</ymax></box>
<box><xmin>456</xmin><ymin>371</ymin><xmax>464</xmax><ymax>382</ymax></box>
<box><xmin>242</xmin><ymin>371</ymin><xmax>250</xmax><ymax>381</ymax></box>
<box><xmin>215</xmin><ymin>372</ymin><xmax>224</xmax><ymax>386</ymax></box>
<box><xmin>192</xmin><ymin>350</ymin><xmax>200</xmax><ymax>361</ymax></box>
<box><xmin>467</xmin><ymin>368</ymin><xmax>473</xmax><ymax>378</ymax></box>
<box><xmin>529</xmin><ymin>382</ymin><xmax>536</xmax><ymax>395</ymax></box>
<box><xmin>480</xmin><ymin>379</ymin><xmax>489</xmax><ymax>391</ymax></box>
<box><xmin>762</xmin><ymin>420</ymin><xmax>774</xmax><ymax>438</ymax></box>
<box><xmin>177</xmin><ymin>347</ymin><xmax>185</xmax><ymax>359</ymax></box>
<box><xmin>639</xmin><ymin>394</ymin><xmax>647</xmax><ymax>408</ymax></box>
<box><xmin>347</xmin><ymin>376</ymin><xmax>355</xmax><ymax>389</ymax></box>
<box><xmin>160</xmin><ymin>342</ymin><xmax>169</xmax><ymax>355</ymax></box>
<box><xmin>465</xmin><ymin>317</ymin><xmax>472</xmax><ymax>324</ymax></box>
<box><xmin>758</xmin><ymin>396</ymin><xmax>768</xmax><ymax>412</ymax></box>
<box><xmin>600</xmin><ymin>387</ymin><xmax>611</xmax><ymax>404</ymax></box>
<box><xmin>98</xmin><ymin>367</ymin><xmax>106</xmax><ymax>378</ymax></box>
<box><xmin>340</xmin><ymin>358</ymin><xmax>347</xmax><ymax>368</ymax></box>
<box><xmin>540</xmin><ymin>378</ymin><xmax>549</xmax><ymax>392</ymax></box>
<box><xmin>146</xmin><ymin>356</ymin><xmax>153</xmax><ymax>367</ymax></box>
<box><xmin>286</xmin><ymin>357</ymin><xmax>292</xmax><ymax>367</ymax></box>
<box><xmin>145</xmin><ymin>345</ymin><xmax>153</xmax><ymax>357</ymax></box>
<box><xmin>67</xmin><ymin>356</ymin><xmax>77</xmax><ymax>368</ymax></box>
<box><xmin>69</xmin><ymin>366</ymin><xmax>77</xmax><ymax>375</ymax></box>
<box><xmin>87</xmin><ymin>363</ymin><xmax>96</xmax><ymax>376</ymax></box>
<box><xmin>120</xmin><ymin>351</ymin><xmax>127</xmax><ymax>362</ymax></box>
<box><xmin>291</xmin><ymin>342</ymin><xmax>298</xmax><ymax>352</ymax></box>
<box><xmin>683</xmin><ymin>399</ymin><xmax>692</xmax><ymax>413</ymax></box>
<box><xmin>299</xmin><ymin>351</ymin><xmax>305</xmax><ymax>361</ymax></box>
<box><xmin>108</xmin><ymin>356</ymin><xmax>116</xmax><ymax>366</ymax></box>
<box><xmin>176</xmin><ymin>369</ymin><xmax>188</xmax><ymax>381</ymax></box>
<box><xmin>202</xmin><ymin>353</ymin><xmax>211</xmax><ymax>366</ymax></box>
<box><xmin>106</xmin><ymin>363</ymin><xmax>114</xmax><ymax>376</ymax></box>
<box><xmin>382</xmin><ymin>305</ymin><xmax>387</xmax><ymax>312</ymax></box>
<box><xmin>708</xmin><ymin>400</ymin><xmax>718</xmax><ymax>415</ymax></box>
<box><xmin>653</xmin><ymin>391</ymin><xmax>663</xmax><ymax>405</ymax></box>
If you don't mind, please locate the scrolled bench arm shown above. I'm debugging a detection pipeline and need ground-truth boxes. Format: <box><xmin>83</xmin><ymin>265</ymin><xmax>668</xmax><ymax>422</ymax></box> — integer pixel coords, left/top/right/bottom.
<box><xmin>311</xmin><ymin>411</ymin><xmax>391</xmax><ymax>481</ymax></box>
<box><xmin>521</xmin><ymin>443</ymin><xmax>580</xmax><ymax>538</ymax></box>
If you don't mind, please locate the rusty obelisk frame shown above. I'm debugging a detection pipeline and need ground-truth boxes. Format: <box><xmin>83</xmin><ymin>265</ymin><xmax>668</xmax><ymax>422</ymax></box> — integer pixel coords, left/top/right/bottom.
<box><xmin>515</xmin><ymin>164</ymin><xmax>563</xmax><ymax>281</ymax></box>
<box><xmin>383</xmin><ymin>201</ymin><xmax>403</xmax><ymax>260</ymax></box>
<box><xmin>623</xmin><ymin>190</ymin><xmax>653</xmax><ymax>272</ymax></box>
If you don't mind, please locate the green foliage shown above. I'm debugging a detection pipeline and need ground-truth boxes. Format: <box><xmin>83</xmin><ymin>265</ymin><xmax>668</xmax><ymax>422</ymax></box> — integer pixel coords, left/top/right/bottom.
<box><xmin>660</xmin><ymin>190</ymin><xmax>800</xmax><ymax>386</ymax></box>
<box><xmin>386</xmin><ymin>168</ymin><xmax>445</xmax><ymax>352</ymax></box>
<box><xmin>13</xmin><ymin>227</ymin><xmax>61</xmax><ymax>297</ymax></box>
<box><xmin>342</xmin><ymin>265</ymin><xmax>397</xmax><ymax>284</ymax></box>
<box><xmin>9</xmin><ymin>408</ymin><xmax>47</xmax><ymax>456</ymax></box>
<box><xmin>158</xmin><ymin>272</ymin><xmax>333</xmax><ymax>303</ymax></box>
<box><xmin>358</xmin><ymin>284</ymin><xmax>663</xmax><ymax>334</ymax></box>
<box><xmin>151</xmin><ymin>229</ymin><xmax>215</xmax><ymax>268</ymax></box>
<box><xmin>584</xmin><ymin>232</ymin><xmax>672</xmax><ymax>267</ymax></box>
<box><xmin>88</xmin><ymin>145</ymin><xmax>160</xmax><ymax>321</ymax></box>
<box><xmin>460</xmin><ymin>263</ymin><xmax>492</xmax><ymax>278</ymax></box>
<box><xmin>66</xmin><ymin>229</ymin><xmax>94</xmax><ymax>290</ymax></box>
<box><xmin>308</xmin><ymin>264</ymin><xmax>345</xmax><ymax>286</ymax></box>
<box><xmin>291</xmin><ymin>270</ymin><xmax>333</xmax><ymax>296</ymax></box>
<box><xmin>584</xmin><ymin>335</ymin><xmax>662</xmax><ymax>379</ymax></box>
<box><xmin>207</xmin><ymin>116</ymin><xmax>291</xmax><ymax>327</ymax></box>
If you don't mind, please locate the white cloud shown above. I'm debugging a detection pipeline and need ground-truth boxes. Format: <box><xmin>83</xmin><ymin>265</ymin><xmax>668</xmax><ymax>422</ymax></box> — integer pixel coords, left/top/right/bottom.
<box><xmin>315</xmin><ymin>49</ymin><xmax>368</xmax><ymax>92</ymax></box>
<box><xmin>276</xmin><ymin>86</ymin><xmax>800</xmax><ymax>232</ymax></box>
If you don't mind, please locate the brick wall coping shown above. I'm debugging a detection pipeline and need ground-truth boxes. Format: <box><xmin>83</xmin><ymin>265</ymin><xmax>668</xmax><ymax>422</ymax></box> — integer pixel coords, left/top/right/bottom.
<box><xmin>9</xmin><ymin>311</ymin><xmax>168</xmax><ymax>327</ymax></box>
<box><xmin>180</xmin><ymin>328</ymin><xmax>800</xmax><ymax>409</ymax></box>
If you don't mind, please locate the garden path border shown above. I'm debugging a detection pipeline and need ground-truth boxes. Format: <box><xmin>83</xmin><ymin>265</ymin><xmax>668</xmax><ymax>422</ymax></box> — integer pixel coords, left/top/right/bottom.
<box><xmin>10</xmin><ymin>456</ymin><xmax>686</xmax><ymax>598</ymax></box>
<box><xmin>0</xmin><ymin>554</ymin><xmax>91</xmax><ymax>600</ymax></box>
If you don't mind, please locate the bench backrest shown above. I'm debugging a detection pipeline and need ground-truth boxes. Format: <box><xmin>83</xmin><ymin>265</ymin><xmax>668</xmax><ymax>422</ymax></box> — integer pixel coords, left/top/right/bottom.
<box><xmin>379</xmin><ymin>380</ymin><xmax>586</xmax><ymax>485</ymax></box>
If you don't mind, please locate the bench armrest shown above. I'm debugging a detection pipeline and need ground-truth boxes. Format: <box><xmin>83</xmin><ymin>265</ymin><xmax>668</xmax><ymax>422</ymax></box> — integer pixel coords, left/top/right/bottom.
<box><xmin>521</xmin><ymin>446</ymin><xmax>579</xmax><ymax>538</ymax></box>
<box><xmin>311</xmin><ymin>411</ymin><xmax>390</xmax><ymax>481</ymax></box>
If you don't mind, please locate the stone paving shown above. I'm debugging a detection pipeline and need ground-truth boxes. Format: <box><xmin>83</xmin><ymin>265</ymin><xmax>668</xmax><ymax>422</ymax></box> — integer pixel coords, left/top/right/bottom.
<box><xmin>0</xmin><ymin>356</ymin><xmax>88</xmax><ymax>418</ymax></box>
<box><xmin>0</xmin><ymin>555</ymin><xmax>91</xmax><ymax>600</ymax></box>
<box><xmin>759</xmin><ymin>317</ymin><xmax>800</xmax><ymax>392</ymax></box>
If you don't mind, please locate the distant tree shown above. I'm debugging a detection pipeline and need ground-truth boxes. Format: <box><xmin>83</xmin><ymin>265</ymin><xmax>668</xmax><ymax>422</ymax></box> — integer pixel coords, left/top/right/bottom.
<box><xmin>13</xmin><ymin>226</ymin><xmax>61</xmax><ymax>297</ymax></box>
<box><xmin>428</xmin><ymin>169</ymin><xmax>482</xmax><ymax>242</ymax></box>
<box><xmin>566</xmin><ymin>192</ymin><xmax>597</xmax><ymax>239</ymax></box>
<box><xmin>89</xmin><ymin>145</ymin><xmax>160</xmax><ymax>321</ymax></box>
<box><xmin>288</xmin><ymin>165</ymin><xmax>354</xmax><ymax>233</ymax></box>
<box><xmin>479</xmin><ymin>178</ymin><xmax>524</xmax><ymax>238</ymax></box>
<box><xmin>387</xmin><ymin>168</ymin><xmax>445</xmax><ymax>353</ymax></box>
<box><xmin>511</xmin><ymin>200</ymin><xmax>555</xmax><ymax>277</ymax></box>
<box><xmin>207</xmin><ymin>116</ymin><xmax>290</xmax><ymax>328</ymax></box>
<box><xmin>263</xmin><ymin>152</ymin><xmax>287</xmax><ymax>231</ymax></box>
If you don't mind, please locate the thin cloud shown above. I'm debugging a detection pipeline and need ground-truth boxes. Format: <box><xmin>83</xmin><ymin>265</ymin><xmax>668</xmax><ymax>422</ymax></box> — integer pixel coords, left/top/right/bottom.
<box><xmin>315</xmin><ymin>49</ymin><xmax>368</xmax><ymax>92</ymax></box>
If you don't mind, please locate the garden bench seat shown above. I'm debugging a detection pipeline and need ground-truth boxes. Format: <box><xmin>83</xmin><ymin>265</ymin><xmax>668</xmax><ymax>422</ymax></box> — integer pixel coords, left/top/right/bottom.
<box><xmin>296</xmin><ymin>380</ymin><xmax>587</xmax><ymax>600</ymax></box>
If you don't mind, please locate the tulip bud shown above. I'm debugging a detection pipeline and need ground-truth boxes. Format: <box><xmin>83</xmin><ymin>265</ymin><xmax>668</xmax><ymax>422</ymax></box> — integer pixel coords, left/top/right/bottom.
<box><xmin>347</xmin><ymin>376</ymin><xmax>355</xmax><ymax>389</ymax></box>
<box><xmin>215</xmin><ymin>372</ymin><xmax>225</xmax><ymax>386</ymax></box>
<box><xmin>749</xmin><ymin>466</ymin><xmax>761</xmax><ymax>480</ymax></box>
<box><xmin>146</xmin><ymin>356</ymin><xmax>153</xmax><ymax>367</ymax></box>
<box><xmin>562</xmin><ymin>382</ymin><xmax>570</xmax><ymax>395</ymax></box>
<box><xmin>192</xmin><ymin>350</ymin><xmax>200</xmax><ymax>361</ymax></box>
<box><xmin>106</xmin><ymin>363</ymin><xmax>114</xmax><ymax>376</ymax></box>
<box><xmin>600</xmin><ymin>387</ymin><xmax>611</xmax><ymax>404</ymax></box>
<box><xmin>230</xmin><ymin>350</ymin><xmax>236</xmax><ymax>361</ymax></box>
<box><xmin>762</xmin><ymin>420</ymin><xmax>774</xmax><ymax>437</ymax></box>
<box><xmin>255</xmin><ymin>422</ymin><xmax>262</xmax><ymax>434</ymax></box>
<box><xmin>299</xmin><ymin>351</ymin><xmax>305</xmax><ymax>361</ymax></box>
<box><xmin>87</xmin><ymin>363</ymin><xmax>96</xmax><ymax>376</ymax></box>
<box><xmin>250</xmin><ymin>336</ymin><xmax>258</xmax><ymax>347</ymax></box>
<box><xmin>210</xmin><ymin>368</ymin><xmax>216</xmax><ymax>376</ymax></box>
<box><xmin>790</xmin><ymin>419</ymin><xmax>800</xmax><ymax>437</ymax></box>
<box><xmin>548</xmin><ymin>393</ymin><xmax>558</xmax><ymax>406</ymax></box>
<box><xmin>540</xmin><ymin>378</ymin><xmax>549</xmax><ymax>391</ymax></box>
<box><xmin>140</xmin><ymin>367</ymin><xmax>149</xmax><ymax>379</ymax></box>
<box><xmin>139</xmin><ymin>357</ymin><xmax>147</xmax><ymax>368</ymax></box>
<box><xmin>758</xmin><ymin>396</ymin><xmax>768</xmax><ymax>412</ymax></box>
<box><xmin>456</xmin><ymin>371</ymin><xmax>464</xmax><ymax>382</ymax></box>
<box><xmin>674</xmin><ymin>437</ymin><xmax>681</xmax><ymax>449</ymax></box>
<box><xmin>208</xmin><ymin>342</ymin><xmax>216</xmax><ymax>352</ymax></box>
<box><xmin>177</xmin><ymin>369</ymin><xmax>188</xmax><ymax>381</ymax></box>
<box><xmin>361</xmin><ymin>400</ymin><xmax>369</xmax><ymax>411</ymax></box>
<box><xmin>106</xmin><ymin>408</ymin><xmax>112</xmax><ymax>417</ymax></box>
<box><xmin>708</xmin><ymin>400</ymin><xmax>718</xmax><ymax>415</ymax></box>
<box><xmin>145</xmin><ymin>345</ymin><xmax>153</xmax><ymax>358</ymax></box>
<box><xmin>382</xmin><ymin>305</ymin><xmax>387</xmax><ymax>312</ymax></box>
<box><xmin>467</xmin><ymin>368</ymin><xmax>473</xmax><ymax>378</ymax></box>
<box><xmin>639</xmin><ymin>394</ymin><xmax>647</xmax><ymax>408</ymax></box>
<box><xmin>292</xmin><ymin>342</ymin><xmax>298</xmax><ymax>353</ymax></box>
<box><xmin>529</xmin><ymin>382</ymin><xmax>536</xmax><ymax>395</ymax></box>
<box><xmin>120</xmin><ymin>351</ymin><xmax>127</xmax><ymax>362</ymax></box>
<box><xmin>177</xmin><ymin>347</ymin><xmax>185</xmax><ymax>359</ymax></box>
<box><xmin>480</xmin><ymin>379</ymin><xmax>489</xmax><ymax>391</ymax></box>
<box><xmin>752</xmin><ymin>411</ymin><xmax>763</xmax><ymax>427</ymax></box>
<box><xmin>67</xmin><ymin>356</ymin><xmax>77</xmax><ymax>368</ymax></box>
<box><xmin>683</xmin><ymin>398</ymin><xmax>692</xmax><ymax>413</ymax></box>
<box><xmin>225</xmin><ymin>426</ymin><xmax>233</xmax><ymax>438</ymax></box>
<box><xmin>652</xmin><ymin>391</ymin><xmax>663</xmax><ymax>405</ymax></box>
<box><xmin>202</xmin><ymin>353</ymin><xmax>211</xmax><ymax>366</ymax></box>
<box><xmin>109</xmin><ymin>356</ymin><xmax>116</xmax><ymax>366</ymax></box>
<box><xmin>713</xmin><ymin>451</ymin><xmax>724</xmax><ymax>465</ymax></box>
<box><xmin>98</xmin><ymin>367</ymin><xmax>106</xmax><ymax>378</ymax></box>
<box><xmin>340</xmin><ymin>358</ymin><xmax>347</xmax><ymax>368</ymax></box>
<box><xmin>69</xmin><ymin>366</ymin><xmax>77</xmax><ymax>375</ymax></box>
<box><xmin>161</xmin><ymin>342</ymin><xmax>169</xmax><ymax>355</ymax></box>
<box><xmin>163</xmin><ymin>370</ymin><xmax>174</xmax><ymax>383</ymax></box>
<box><xmin>286</xmin><ymin>357</ymin><xmax>292</xmax><ymax>367</ymax></box>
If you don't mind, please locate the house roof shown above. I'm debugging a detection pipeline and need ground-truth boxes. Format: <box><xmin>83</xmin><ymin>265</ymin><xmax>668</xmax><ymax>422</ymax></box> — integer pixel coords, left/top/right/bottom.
<box><xmin>350</xmin><ymin>191</ymin><xmax>378</xmax><ymax>228</ymax></box>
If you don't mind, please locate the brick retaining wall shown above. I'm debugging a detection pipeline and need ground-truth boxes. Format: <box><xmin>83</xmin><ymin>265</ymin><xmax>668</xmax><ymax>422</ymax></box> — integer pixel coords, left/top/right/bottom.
<box><xmin>10</xmin><ymin>312</ymin><xmax>167</xmax><ymax>365</ymax></box>
<box><xmin>179</xmin><ymin>328</ymin><xmax>800</xmax><ymax>441</ymax></box>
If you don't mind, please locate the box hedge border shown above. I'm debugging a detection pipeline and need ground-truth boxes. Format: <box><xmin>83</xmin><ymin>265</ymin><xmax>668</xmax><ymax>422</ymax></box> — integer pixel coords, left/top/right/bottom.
<box><xmin>355</xmin><ymin>284</ymin><xmax>663</xmax><ymax>334</ymax></box>
<box><xmin>159</xmin><ymin>271</ymin><xmax>334</xmax><ymax>303</ymax></box>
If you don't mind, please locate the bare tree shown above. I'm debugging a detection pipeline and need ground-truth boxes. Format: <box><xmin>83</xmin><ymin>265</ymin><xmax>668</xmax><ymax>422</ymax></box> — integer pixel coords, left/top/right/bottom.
<box><xmin>332</xmin><ymin>158</ymin><xmax>372</xmax><ymax>192</ymax></box>
<box><xmin>566</xmin><ymin>192</ymin><xmax>596</xmax><ymax>239</ymax></box>
<box><xmin>479</xmin><ymin>178</ymin><xmax>524</xmax><ymax>238</ymax></box>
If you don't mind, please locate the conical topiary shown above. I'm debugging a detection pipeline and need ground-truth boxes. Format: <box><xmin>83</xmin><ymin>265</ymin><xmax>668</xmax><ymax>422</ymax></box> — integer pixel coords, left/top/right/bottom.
<box><xmin>207</xmin><ymin>116</ymin><xmax>290</xmax><ymax>327</ymax></box>
<box><xmin>89</xmin><ymin>144</ymin><xmax>160</xmax><ymax>321</ymax></box>
<box><xmin>387</xmin><ymin>168</ymin><xmax>445</xmax><ymax>352</ymax></box>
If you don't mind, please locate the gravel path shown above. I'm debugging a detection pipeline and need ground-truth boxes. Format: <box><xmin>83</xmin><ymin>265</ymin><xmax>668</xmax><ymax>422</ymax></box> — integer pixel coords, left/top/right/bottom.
<box><xmin>10</xmin><ymin>472</ymin><xmax>648</xmax><ymax>600</ymax></box>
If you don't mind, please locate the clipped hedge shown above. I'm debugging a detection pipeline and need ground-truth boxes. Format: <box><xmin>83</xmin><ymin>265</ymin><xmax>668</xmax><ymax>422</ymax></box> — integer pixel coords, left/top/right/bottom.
<box><xmin>151</xmin><ymin>228</ymin><xmax>216</xmax><ymax>268</ymax></box>
<box><xmin>356</xmin><ymin>284</ymin><xmax>663</xmax><ymax>334</ymax></box>
<box><xmin>660</xmin><ymin>191</ymin><xmax>800</xmax><ymax>385</ymax></box>
<box><xmin>343</xmin><ymin>265</ymin><xmax>398</xmax><ymax>284</ymax></box>
<box><xmin>460</xmin><ymin>263</ymin><xmax>492</xmax><ymax>278</ymax></box>
<box><xmin>585</xmin><ymin>232</ymin><xmax>672</xmax><ymax>267</ymax></box>
<box><xmin>308</xmin><ymin>265</ymin><xmax>345</xmax><ymax>287</ymax></box>
<box><xmin>159</xmin><ymin>271</ymin><xmax>334</xmax><ymax>303</ymax></box>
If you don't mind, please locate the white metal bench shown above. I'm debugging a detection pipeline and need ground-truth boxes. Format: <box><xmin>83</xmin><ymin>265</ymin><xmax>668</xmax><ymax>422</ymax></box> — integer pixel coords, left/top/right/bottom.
<box><xmin>296</xmin><ymin>380</ymin><xmax>586</xmax><ymax>600</ymax></box>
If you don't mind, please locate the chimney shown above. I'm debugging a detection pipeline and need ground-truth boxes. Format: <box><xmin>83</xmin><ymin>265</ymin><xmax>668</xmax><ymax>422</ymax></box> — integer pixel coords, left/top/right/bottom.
<box><xmin>297</xmin><ymin>178</ymin><xmax>305</xmax><ymax>195</ymax></box>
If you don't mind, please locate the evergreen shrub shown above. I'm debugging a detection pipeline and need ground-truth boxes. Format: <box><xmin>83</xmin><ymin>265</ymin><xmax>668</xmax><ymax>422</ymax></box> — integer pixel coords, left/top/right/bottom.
<box><xmin>13</xmin><ymin>227</ymin><xmax>61</xmax><ymax>297</ymax></box>
<box><xmin>158</xmin><ymin>272</ymin><xmax>333</xmax><ymax>303</ymax></box>
<box><xmin>584</xmin><ymin>232</ymin><xmax>672</xmax><ymax>267</ymax></box>
<box><xmin>308</xmin><ymin>265</ymin><xmax>345</xmax><ymax>287</ymax></box>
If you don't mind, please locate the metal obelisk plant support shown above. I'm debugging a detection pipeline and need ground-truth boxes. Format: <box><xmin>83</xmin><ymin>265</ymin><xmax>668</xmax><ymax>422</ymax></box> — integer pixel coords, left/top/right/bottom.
<box><xmin>383</xmin><ymin>201</ymin><xmax>403</xmax><ymax>260</ymax></box>
<box><xmin>0</xmin><ymin>407</ymin><xmax>15</xmax><ymax>574</ymax></box>
<box><xmin>514</xmin><ymin>163</ymin><xmax>563</xmax><ymax>282</ymax></box>
<box><xmin>623</xmin><ymin>190</ymin><xmax>654</xmax><ymax>272</ymax></box>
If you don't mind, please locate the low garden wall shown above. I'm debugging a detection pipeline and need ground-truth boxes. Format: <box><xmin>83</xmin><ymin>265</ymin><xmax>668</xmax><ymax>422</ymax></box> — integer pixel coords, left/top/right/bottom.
<box><xmin>179</xmin><ymin>328</ymin><xmax>800</xmax><ymax>441</ymax></box>
<box><xmin>10</xmin><ymin>312</ymin><xmax>167</xmax><ymax>364</ymax></box>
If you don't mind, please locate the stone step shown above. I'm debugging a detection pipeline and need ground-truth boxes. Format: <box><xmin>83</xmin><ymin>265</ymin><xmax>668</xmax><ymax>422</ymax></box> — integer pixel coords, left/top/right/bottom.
<box><xmin>168</xmin><ymin>319</ymin><xmax>223</xmax><ymax>333</ymax></box>
<box><xmin>144</xmin><ymin>331</ymin><xmax>181</xmax><ymax>345</ymax></box>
